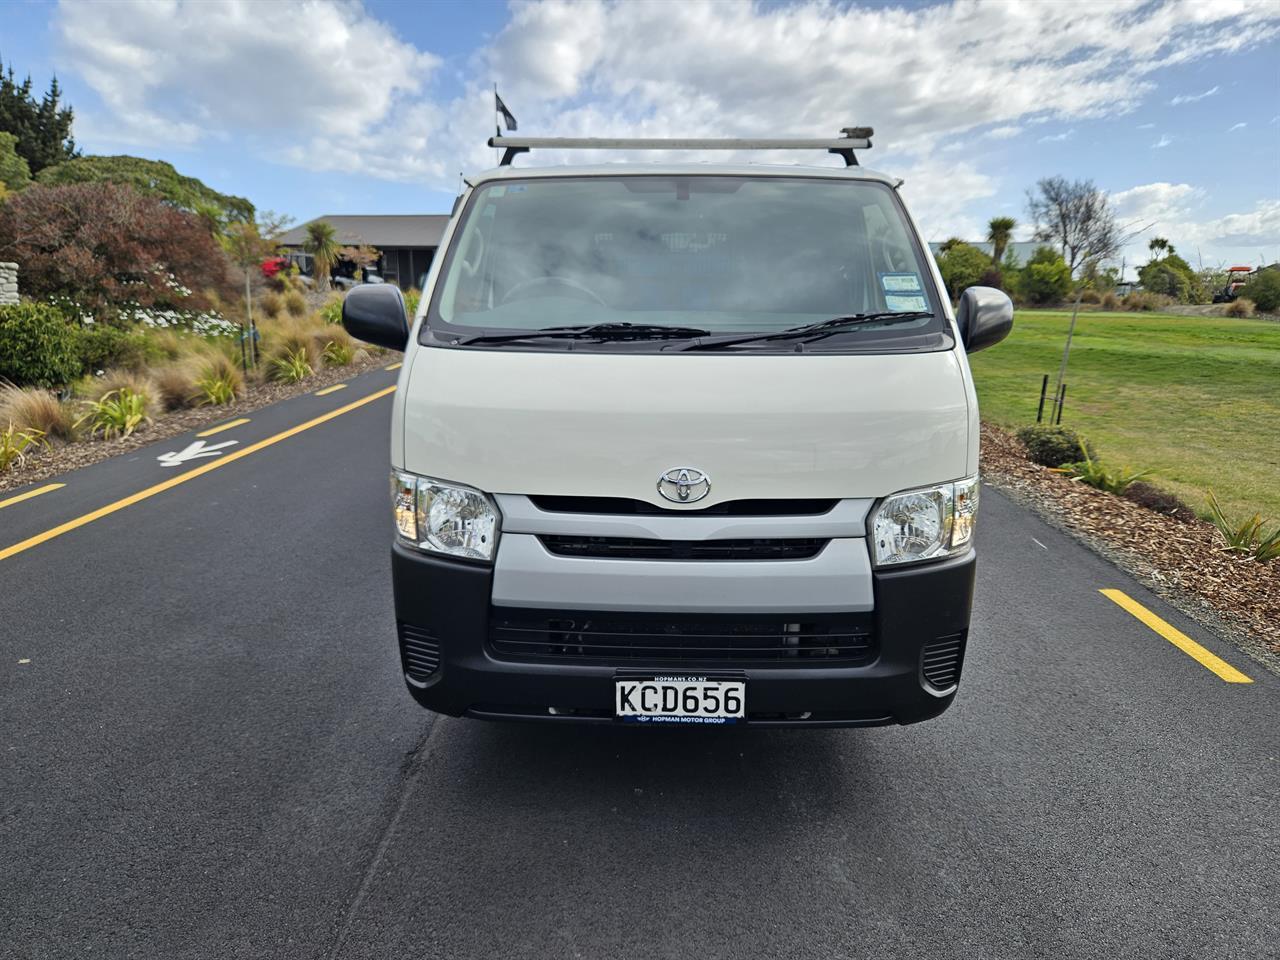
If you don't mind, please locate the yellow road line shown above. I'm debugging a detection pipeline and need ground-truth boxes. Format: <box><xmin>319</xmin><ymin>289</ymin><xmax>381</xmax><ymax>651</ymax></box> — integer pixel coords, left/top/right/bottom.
<box><xmin>0</xmin><ymin>483</ymin><xmax>65</xmax><ymax>511</ymax></box>
<box><xmin>0</xmin><ymin>386</ymin><xmax>396</xmax><ymax>564</ymax></box>
<box><xmin>315</xmin><ymin>384</ymin><xmax>348</xmax><ymax>396</ymax></box>
<box><xmin>197</xmin><ymin>418</ymin><xmax>250</xmax><ymax>437</ymax></box>
<box><xmin>384</xmin><ymin>362</ymin><xmax>402</xmax><ymax>371</ymax></box>
<box><xmin>1100</xmin><ymin>589</ymin><xmax>1253</xmax><ymax>684</ymax></box>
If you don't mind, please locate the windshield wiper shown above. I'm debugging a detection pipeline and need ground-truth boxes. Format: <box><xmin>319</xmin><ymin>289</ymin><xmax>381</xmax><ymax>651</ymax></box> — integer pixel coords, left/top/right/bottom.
<box><xmin>681</xmin><ymin>311</ymin><xmax>935</xmax><ymax>352</ymax></box>
<box><xmin>456</xmin><ymin>322</ymin><xmax>711</xmax><ymax>346</ymax></box>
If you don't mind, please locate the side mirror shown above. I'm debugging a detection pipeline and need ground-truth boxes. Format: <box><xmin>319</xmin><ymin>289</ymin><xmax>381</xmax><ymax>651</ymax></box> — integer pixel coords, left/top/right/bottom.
<box><xmin>342</xmin><ymin>284</ymin><xmax>409</xmax><ymax>351</ymax></box>
<box><xmin>955</xmin><ymin>286</ymin><xmax>1013</xmax><ymax>353</ymax></box>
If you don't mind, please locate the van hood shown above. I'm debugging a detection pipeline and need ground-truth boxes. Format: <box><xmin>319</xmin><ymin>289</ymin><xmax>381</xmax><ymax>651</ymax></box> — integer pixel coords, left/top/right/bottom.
<box><xmin>400</xmin><ymin>348</ymin><xmax>973</xmax><ymax>507</ymax></box>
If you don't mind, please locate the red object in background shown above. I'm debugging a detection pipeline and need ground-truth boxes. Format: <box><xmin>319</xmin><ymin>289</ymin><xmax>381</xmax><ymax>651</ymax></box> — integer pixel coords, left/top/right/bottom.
<box><xmin>261</xmin><ymin>255</ymin><xmax>287</xmax><ymax>278</ymax></box>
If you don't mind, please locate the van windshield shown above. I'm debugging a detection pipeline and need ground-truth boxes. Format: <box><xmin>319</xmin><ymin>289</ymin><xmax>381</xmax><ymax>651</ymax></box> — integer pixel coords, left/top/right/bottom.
<box><xmin>426</xmin><ymin>175</ymin><xmax>948</xmax><ymax>352</ymax></box>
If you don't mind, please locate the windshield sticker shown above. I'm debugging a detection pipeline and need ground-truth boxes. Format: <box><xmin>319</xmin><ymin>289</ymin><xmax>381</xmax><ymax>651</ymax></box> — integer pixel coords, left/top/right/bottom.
<box><xmin>880</xmin><ymin>272</ymin><xmax>923</xmax><ymax>293</ymax></box>
<box><xmin>885</xmin><ymin>293</ymin><xmax>929</xmax><ymax>312</ymax></box>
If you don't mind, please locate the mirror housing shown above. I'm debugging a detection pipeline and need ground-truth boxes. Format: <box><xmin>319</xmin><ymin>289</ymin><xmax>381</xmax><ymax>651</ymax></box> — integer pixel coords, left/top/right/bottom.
<box><xmin>342</xmin><ymin>284</ymin><xmax>409</xmax><ymax>351</ymax></box>
<box><xmin>955</xmin><ymin>286</ymin><xmax>1013</xmax><ymax>353</ymax></box>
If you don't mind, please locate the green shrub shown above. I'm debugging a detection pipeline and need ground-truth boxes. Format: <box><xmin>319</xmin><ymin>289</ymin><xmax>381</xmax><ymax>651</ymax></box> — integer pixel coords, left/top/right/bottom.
<box><xmin>267</xmin><ymin>347</ymin><xmax>313</xmax><ymax>383</ymax></box>
<box><xmin>0</xmin><ymin>422</ymin><xmax>47</xmax><ymax>471</ymax></box>
<box><xmin>1207</xmin><ymin>491</ymin><xmax>1280</xmax><ymax>562</ymax></box>
<box><xmin>1020</xmin><ymin>247</ymin><xmax>1072</xmax><ymax>305</ymax></box>
<box><xmin>76</xmin><ymin>324</ymin><xmax>154</xmax><ymax>374</ymax></box>
<box><xmin>319</xmin><ymin>294</ymin><xmax>344</xmax><ymax>325</ymax></box>
<box><xmin>403</xmin><ymin>288</ymin><xmax>421</xmax><ymax>319</ymax></box>
<box><xmin>1137</xmin><ymin>254</ymin><xmax>1200</xmax><ymax>303</ymax></box>
<box><xmin>936</xmin><ymin>241</ymin><xmax>993</xmax><ymax>300</ymax></box>
<box><xmin>0</xmin><ymin>302</ymin><xmax>81</xmax><ymax>388</ymax></box>
<box><xmin>1016</xmin><ymin>425</ymin><xmax>1096</xmax><ymax>468</ymax></box>
<box><xmin>1239</xmin><ymin>270</ymin><xmax>1280</xmax><ymax>313</ymax></box>
<box><xmin>77</xmin><ymin>387</ymin><xmax>151</xmax><ymax>439</ymax></box>
<box><xmin>196</xmin><ymin>353</ymin><xmax>244</xmax><ymax>404</ymax></box>
<box><xmin>322</xmin><ymin>335</ymin><xmax>355</xmax><ymax>367</ymax></box>
<box><xmin>1054</xmin><ymin>446</ymin><xmax>1149</xmax><ymax>495</ymax></box>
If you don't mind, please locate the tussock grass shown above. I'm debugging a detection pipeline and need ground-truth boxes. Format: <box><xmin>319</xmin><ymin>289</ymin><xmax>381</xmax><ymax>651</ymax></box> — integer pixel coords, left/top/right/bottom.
<box><xmin>1225</xmin><ymin>297</ymin><xmax>1256</xmax><ymax>319</ymax></box>
<box><xmin>0</xmin><ymin>384</ymin><xmax>78</xmax><ymax>441</ymax></box>
<box><xmin>283</xmin><ymin>289</ymin><xmax>308</xmax><ymax>319</ymax></box>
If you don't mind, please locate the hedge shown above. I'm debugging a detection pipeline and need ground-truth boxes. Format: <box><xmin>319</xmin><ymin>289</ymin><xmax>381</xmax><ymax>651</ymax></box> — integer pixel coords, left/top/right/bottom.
<box><xmin>0</xmin><ymin>302</ymin><xmax>81</xmax><ymax>388</ymax></box>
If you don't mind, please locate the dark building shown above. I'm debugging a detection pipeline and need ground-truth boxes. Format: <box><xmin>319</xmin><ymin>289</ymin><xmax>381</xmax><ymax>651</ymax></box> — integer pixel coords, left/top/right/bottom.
<box><xmin>277</xmin><ymin>214</ymin><xmax>450</xmax><ymax>291</ymax></box>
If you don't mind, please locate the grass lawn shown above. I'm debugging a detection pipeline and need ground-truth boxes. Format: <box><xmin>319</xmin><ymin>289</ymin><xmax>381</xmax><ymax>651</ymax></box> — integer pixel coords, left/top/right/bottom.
<box><xmin>968</xmin><ymin>309</ymin><xmax>1280</xmax><ymax>522</ymax></box>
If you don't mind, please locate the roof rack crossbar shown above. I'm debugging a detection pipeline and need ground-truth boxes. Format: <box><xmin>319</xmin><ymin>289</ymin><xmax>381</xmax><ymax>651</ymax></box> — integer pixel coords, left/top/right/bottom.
<box><xmin>487</xmin><ymin>128</ymin><xmax>873</xmax><ymax>167</ymax></box>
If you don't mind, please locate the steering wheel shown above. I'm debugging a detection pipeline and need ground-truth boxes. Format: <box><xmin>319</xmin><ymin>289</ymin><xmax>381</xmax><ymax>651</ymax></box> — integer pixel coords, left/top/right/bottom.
<box><xmin>501</xmin><ymin>275</ymin><xmax>607</xmax><ymax>306</ymax></box>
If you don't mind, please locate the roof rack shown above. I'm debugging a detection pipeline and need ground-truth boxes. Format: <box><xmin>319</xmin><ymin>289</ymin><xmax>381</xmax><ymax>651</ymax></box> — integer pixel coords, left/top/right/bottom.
<box><xmin>487</xmin><ymin>127</ymin><xmax>873</xmax><ymax>168</ymax></box>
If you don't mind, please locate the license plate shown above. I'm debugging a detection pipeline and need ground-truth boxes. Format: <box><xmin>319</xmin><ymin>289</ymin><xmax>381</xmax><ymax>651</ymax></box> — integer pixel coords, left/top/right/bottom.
<box><xmin>615</xmin><ymin>676</ymin><xmax>746</xmax><ymax>725</ymax></box>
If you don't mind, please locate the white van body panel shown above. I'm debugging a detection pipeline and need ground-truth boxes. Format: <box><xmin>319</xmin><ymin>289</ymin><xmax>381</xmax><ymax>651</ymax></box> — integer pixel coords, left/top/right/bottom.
<box><xmin>399</xmin><ymin>347</ymin><xmax>971</xmax><ymax>505</ymax></box>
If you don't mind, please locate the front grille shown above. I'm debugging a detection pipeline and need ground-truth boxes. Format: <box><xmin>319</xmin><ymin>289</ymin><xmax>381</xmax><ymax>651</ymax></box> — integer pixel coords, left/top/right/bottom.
<box><xmin>398</xmin><ymin>622</ymin><xmax>441</xmax><ymax>681</ymax></box>
<box><xmin>921</xmin><ymin>632</ymin><xmax>966</xmax><ymax>690</ymax></box>
<box><xmin>489</xmin><ymin>609</ymin><xmax>876</xmax><ymax>666</ymax></box>
<box><xmin>539</xmin><ymin>535</ymin><xmax>827</xmax><ymax>561</ymax></box>
<box><xmin>528</xmin><ymin>495</ymin><xmax>838</xmax><ymax>517</ymax></box>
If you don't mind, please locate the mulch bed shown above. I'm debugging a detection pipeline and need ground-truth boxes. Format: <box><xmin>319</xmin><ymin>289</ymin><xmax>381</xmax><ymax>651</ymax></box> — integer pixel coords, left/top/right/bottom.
<box><xmin>1</xmin><ymin>350</ymin><xmax>390</xmax><ymax>495</ymax></box>
<box><xmin>981</xmin><ymin>423</ymin><xmax>1280</xmax><ymax>661</ymax></box>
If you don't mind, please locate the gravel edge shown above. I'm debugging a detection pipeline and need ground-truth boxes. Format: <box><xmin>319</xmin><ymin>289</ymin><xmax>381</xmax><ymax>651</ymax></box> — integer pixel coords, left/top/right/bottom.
<box><xmin>980</xmin><ymin>423</ymin><xmax>1280</xmax><ymax>677</ymax></box>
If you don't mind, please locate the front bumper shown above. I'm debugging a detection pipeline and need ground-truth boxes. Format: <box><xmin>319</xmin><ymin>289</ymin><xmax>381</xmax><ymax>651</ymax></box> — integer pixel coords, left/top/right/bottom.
<box><xmin>390</xmin><ymin>542</ymin><xmax>976</xmax><ymax>727</ymax></box>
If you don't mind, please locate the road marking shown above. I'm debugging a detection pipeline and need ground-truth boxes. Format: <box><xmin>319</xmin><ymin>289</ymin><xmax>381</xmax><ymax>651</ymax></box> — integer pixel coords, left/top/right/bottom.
<box><xmin>0</xmin><ymin>386</ymin><xmax>396</xmax><ymax>564</ymax></box>
<box><xmin>384</xmin><ymin>362</ymin><xmax>401</xmax><ymax>371</ymax></box>
<box><xmin>157</xmin><ymin>439</ymin><xmax>239</xmax><ymax>467</ymax></box>
<box><xmin>1099</xmin><ymin>589</ymin><xmax>1253</xmax><ymax>684</ymax></box>
<box><xmin>197</xmin><ymin>418</ymin><xmax>250</xmax><ymax>438</ymax></box>
<box><xmin>1031</xmin><ymin>537</ymin><xmax>1048</xmax><ymax>550</ymax></box>
<box><xmin>315</xmin><ymin>384</ymin><xmax>347</xmax><ymax>396</ymax></box>
<box><xmin>0</xmin><ymin>483</ymin><xmax>65</xmax><ymax>511</ymax></box>
<box><xmin>18</xmin><ymin>659</ymin><xmax>31</xmax><ymax>665</ymax></box>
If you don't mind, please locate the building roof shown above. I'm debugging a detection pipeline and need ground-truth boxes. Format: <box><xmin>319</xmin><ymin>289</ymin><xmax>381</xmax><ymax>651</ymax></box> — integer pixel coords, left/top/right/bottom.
<box><xmin>278</xmin><ymin>214</ymin><xmax>450</xmax><ymax>249</ymax></box>
<box><xmin>928</xmin><ymin>240</ymin><xmax>1045</xmax><ymax>265</ymax></box>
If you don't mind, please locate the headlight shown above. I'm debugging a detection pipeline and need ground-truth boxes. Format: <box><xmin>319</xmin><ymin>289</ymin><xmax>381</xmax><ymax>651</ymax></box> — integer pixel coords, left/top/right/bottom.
<box><xmin>869</xmin><ymin>476</ymin><xmax>979</xmax><ymax>567</ymax></box>
<box><xmin>390</xmin><ymin>471</ymin><xmax>500</xmax><ymax>562</ymax></box>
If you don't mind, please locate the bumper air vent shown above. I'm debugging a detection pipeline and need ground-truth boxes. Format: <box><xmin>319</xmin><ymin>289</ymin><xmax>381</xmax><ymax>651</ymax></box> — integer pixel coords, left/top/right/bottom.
<box><xmin>398</xmin><ymin>622</ymin><xmax>441</xmax><ymax>682</ymax></box>
<box><xmin>489</xmin><ymin>609</ymin><xmax>876</xmax><ymax>667</ymax></box>
<box><xmin>538</xmin><ymin>535</ymin><xmax>827</xmax><ymax>561</ymax></box>
<box><xmin>921</xmin><ymin>632</ymin><xmax>966</xmax><ymax>691</ymax></box>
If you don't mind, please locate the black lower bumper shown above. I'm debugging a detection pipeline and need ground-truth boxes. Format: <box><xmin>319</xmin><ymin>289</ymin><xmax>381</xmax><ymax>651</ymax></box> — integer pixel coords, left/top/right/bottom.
<box><xmin>390</xmin><ymin>542</ymin><xmax>976</xmax><ymax>727</ymax></box>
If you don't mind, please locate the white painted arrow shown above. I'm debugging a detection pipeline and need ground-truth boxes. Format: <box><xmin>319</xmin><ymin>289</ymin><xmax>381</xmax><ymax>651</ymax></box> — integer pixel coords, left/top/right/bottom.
<box><xmin>156</xmin><ymin>439</ymin><xmax>239</xmax><ymax>467</ymax></box>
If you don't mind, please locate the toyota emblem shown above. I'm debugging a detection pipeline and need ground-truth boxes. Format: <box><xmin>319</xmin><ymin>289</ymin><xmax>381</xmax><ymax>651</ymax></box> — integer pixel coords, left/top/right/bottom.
<box><xmin>657</xmin><ymin>467</ymin><xmax>711</xmax><ymax>504</ymax></box>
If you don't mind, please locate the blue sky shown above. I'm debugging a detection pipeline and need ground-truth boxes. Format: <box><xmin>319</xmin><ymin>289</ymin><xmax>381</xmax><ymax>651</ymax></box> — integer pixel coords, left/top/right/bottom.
<box><xmin>4</xmin><ymin>0</ymin><xmax>1278</xmax><ymax>270</ymax></box>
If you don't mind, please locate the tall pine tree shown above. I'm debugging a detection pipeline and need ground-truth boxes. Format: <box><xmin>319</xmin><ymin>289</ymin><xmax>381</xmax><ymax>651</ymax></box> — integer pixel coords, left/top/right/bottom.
<box><xmin>0</xmin><ymin>57</ymin><xmax>78</xmax><ymax>175</ymax></box>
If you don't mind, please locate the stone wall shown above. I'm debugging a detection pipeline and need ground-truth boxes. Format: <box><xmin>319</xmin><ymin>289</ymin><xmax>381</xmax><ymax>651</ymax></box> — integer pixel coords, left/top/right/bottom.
<box><xmin>0</xmin><ymin>262</ymin><xmax>17</xmax><ymax>305</ymax></box>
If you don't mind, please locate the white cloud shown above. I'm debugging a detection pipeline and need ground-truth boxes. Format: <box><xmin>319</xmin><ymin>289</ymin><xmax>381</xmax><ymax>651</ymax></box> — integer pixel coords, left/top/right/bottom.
<box><xmin>896</xmin><ymin>158</ymin><xmax>998</xmax><ymax>242</ymax></box>
<box><xmin>1037</xmin><ymin>130</ymin><xmax>1074</xmax><ymax>143</ymax></box>
<box><xmin>58</xmin><ymin>0</ymin><xmax>439</xmax><ymax>148</ymax></box>
<box><xmin>1152</xmin><ymin>134</ymin><xmax>1174</xmax><ymax>148</ymax></box>
<box><xmin>1109</xmin><ymin>184</ymin><xmax>1278</xmax><ymax>267</ymax></box>
<box><xmin>1227</xmin><ymin>121</ymin><xmax>1247</xmax><ymax>132</ymax></box>
<box><xmin>1137</xmin><ymin>122</ymin><xmax>1155</xmax><ymax>129</ymax></box>
<box><xmin>1170</xmin><ymin>85</ymin><xmax>1220</xmax><ymax>105</ymax></box>
<box><xmin>985</xmin><ymin>125</ymin><xmax>1022</xmax><ymax>140</ymax></box>
<box><xmin>52</xmin><ymin>0</ymin><xmax>1280</xmax><ymax>196</ymax></box>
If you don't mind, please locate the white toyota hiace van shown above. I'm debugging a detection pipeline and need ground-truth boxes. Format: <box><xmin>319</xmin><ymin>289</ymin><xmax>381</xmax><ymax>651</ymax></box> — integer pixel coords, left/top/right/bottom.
<box><xmin>343</xmin><ymin>130</ymin><xmax>1012</xmax><ymax>727</ymax></box>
